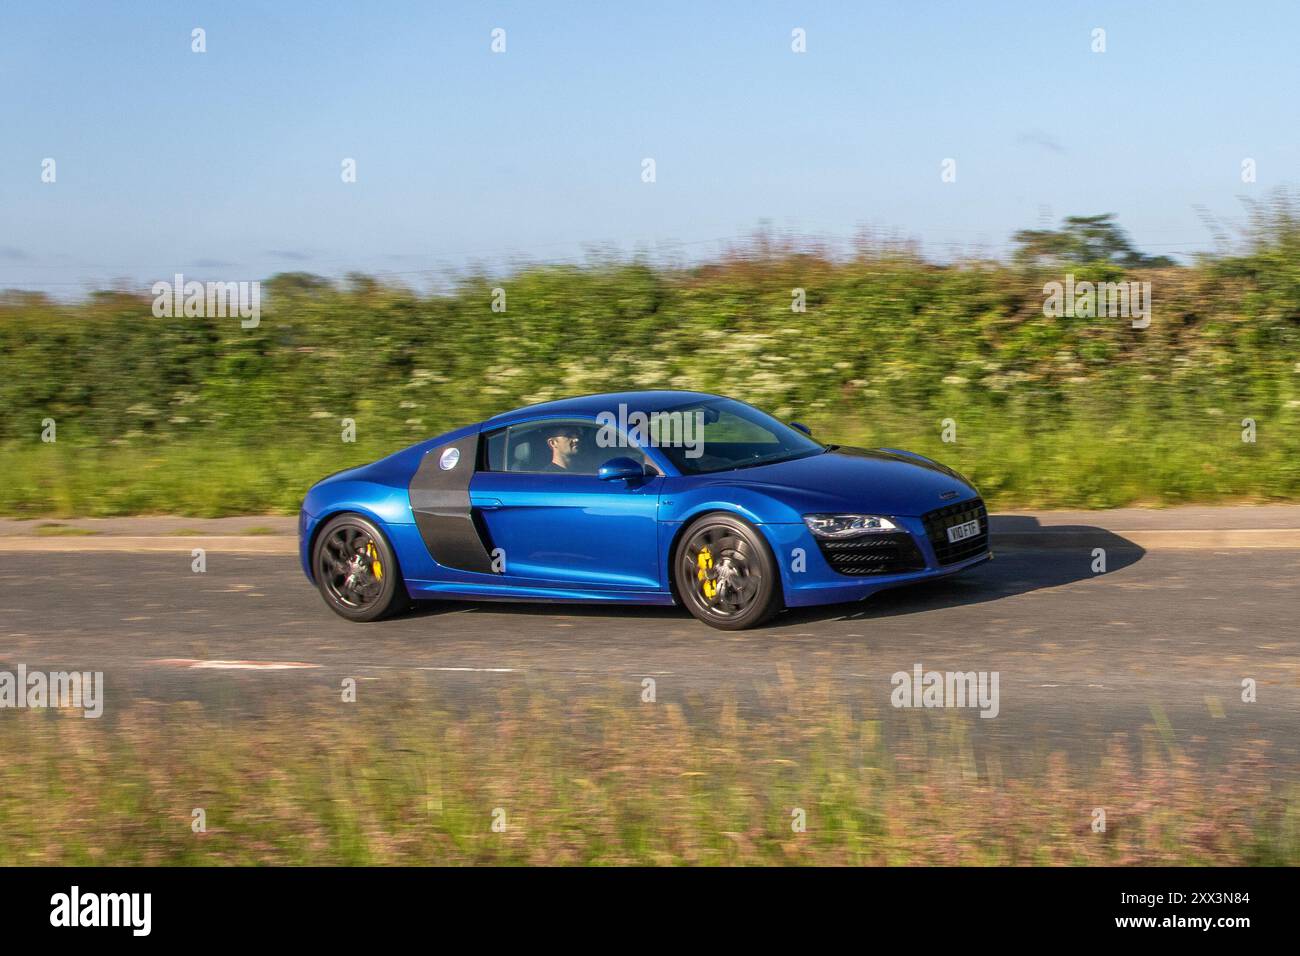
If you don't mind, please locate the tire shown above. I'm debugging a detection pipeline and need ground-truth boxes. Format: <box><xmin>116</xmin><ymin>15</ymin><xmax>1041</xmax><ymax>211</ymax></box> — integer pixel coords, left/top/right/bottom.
<box><xmin>312</xmin><ymin>513</ymin><xmax>410</xmax><ymax>622</ymax></box>
<box><xmin>674</xmin><ymin>513</ymin><xmax>782</xmax><ymax>630</ymax></box>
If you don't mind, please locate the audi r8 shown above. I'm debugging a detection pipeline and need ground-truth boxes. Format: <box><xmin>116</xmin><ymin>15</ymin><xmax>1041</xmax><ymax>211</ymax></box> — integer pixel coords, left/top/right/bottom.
<box><xmin>300</xmin><ymin>391</ymin><xmax>991</xmax><ymax>630</ymax></box>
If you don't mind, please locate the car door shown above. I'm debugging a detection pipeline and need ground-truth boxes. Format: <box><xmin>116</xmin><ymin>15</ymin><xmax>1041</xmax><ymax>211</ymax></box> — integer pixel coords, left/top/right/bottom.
<box><xmin>469</xmin><ymin>418</ymin><xmax>664</xmax><ymax>590</ymax></box>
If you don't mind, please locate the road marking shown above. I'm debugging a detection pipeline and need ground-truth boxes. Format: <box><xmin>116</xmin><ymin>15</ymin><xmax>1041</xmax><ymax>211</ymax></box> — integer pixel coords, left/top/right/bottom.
<box><xmin>148</xmin><ymin>658</ymin><xmax>320</xmax><ymax>670</ymax></box>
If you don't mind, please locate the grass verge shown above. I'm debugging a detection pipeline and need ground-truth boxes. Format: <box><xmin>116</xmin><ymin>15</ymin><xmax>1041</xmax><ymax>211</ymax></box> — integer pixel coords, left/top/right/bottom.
<box><xmin>3</xmin><ymin>397</ymin><xmax>1298</xmax><ymax>518</ymax></box>
<box><xmin>0</xmin><ymin>686</ymin><xmax>1294</xmax><ymax>865</ymax></box>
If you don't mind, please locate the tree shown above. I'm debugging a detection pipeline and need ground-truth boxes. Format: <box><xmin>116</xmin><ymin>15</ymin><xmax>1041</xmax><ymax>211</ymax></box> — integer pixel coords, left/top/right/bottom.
<box><xmin>1012</xmin><ymin>214</ymin><xmax>1174</xmax><ymax>268</ymax></box>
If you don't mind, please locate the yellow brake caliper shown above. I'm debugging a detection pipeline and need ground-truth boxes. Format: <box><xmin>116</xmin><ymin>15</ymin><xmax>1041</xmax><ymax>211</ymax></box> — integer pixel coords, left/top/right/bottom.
<box><xmin>366</xmin><ymin>542</ymin><xmax>383</xmax><ymax>580</ymax></box>
<box><xmin>696</xmin><ymin>546</ymin><xmax>716</xmax><ymax>600</ymax></box>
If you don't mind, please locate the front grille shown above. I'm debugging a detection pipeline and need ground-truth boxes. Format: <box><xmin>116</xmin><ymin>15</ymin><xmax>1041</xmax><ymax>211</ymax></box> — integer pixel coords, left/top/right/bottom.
<box><xmin>818</xmin><ymin>532</ymin><xmax>926</xmax><ymax>576</ymax></box>
<box><xmin>922</xmin><ymin>497</ymin><xmax>989</xmax><ymax>566</ymax></box>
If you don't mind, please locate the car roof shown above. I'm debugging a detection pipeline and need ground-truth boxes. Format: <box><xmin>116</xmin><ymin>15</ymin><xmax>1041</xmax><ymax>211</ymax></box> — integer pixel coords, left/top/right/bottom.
<box><xmin>480</xmin><ymin>390</ymin><xmax>723</xmax><ymax>428</ymax></box>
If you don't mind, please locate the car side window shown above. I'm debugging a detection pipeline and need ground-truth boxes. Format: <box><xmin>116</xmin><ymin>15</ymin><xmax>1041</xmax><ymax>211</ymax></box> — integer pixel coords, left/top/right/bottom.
<box><xmin>485</xmin><ymin>419</ymin><xmax>648</xmax><ymax>475</ymax></box>
<box><xmin>484</xmin><ymin>428</ymin><xmax>509</xmax><ymax>472</ymax></box>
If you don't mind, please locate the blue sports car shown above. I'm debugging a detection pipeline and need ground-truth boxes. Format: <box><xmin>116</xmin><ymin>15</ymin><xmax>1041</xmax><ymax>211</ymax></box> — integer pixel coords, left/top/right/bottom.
<box><xmin>300</xmin><ymin>391</ymin><xmax>990</xmax><ymax>630</ymax></box>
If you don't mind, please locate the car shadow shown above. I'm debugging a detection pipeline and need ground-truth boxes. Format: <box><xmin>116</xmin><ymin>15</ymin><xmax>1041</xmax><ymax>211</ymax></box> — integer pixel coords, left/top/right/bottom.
<box><xmin>404</xmin><ymin>597</ymin><xmax>682</xmax><ymax>624</ymax></box>
<box><xmin>776</xmin><ymin>520</ymin><xmax>1145</xmax><ymax>627</ymax></box>
<box><xmin>403</xmin><ymin>519</ymin><xmax>1145</xmax><ymax>628</ymax></box>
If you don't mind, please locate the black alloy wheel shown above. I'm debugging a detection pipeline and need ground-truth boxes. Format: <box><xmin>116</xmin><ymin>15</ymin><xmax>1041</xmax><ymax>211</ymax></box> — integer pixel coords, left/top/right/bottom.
<box><xmin>675</xmin><ymin>514</ymin><xmax>782</xmax><ymax>630</ymax></box>
<box><xmin>313</xmin><ymin>514</ymin><xmax>409</xmax><ymax>622</ymax></box>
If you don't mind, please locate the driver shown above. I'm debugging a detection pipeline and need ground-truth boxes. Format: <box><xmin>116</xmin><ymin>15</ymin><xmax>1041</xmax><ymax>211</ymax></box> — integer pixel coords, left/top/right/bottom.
<box><xmin>541</xmin><ymin>426</ymin><xmax>582</xmax><ymax>472</ymax></box>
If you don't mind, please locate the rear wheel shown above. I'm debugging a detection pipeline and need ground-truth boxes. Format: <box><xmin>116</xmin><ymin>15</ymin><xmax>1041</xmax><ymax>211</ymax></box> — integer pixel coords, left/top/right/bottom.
<box><xmin>674</xmin><ymin>514</ymin><xmax>782</xmax><ymax>630</ymax></box>
<box><xmin>312</xmin><ymin>514</ymin><xmax>409</xmax><ymax>622</ymax></box>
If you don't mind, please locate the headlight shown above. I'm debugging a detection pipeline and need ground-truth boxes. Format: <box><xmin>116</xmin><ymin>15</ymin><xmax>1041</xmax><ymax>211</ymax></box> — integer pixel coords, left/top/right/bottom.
<box><xmin>803</xmin><ymin>514</ymin><xmax>899</xmax><ymax>538</ymax></box>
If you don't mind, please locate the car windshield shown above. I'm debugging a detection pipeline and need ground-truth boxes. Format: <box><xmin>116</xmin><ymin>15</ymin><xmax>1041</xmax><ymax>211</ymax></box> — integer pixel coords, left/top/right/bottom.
<box><xmin>643</xmin><ymin>398</ymin><xmax>825</xmax><ymax>475</ymax></box>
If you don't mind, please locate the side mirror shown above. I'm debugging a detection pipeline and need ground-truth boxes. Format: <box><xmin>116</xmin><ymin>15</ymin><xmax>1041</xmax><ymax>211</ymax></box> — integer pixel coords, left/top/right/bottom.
<box><xmin>597</xmin><ymin>457</ymin><xmax>645</xmax><ymax>482</ymax></box>
<box><xmin>790</xmin><ymin>421</ymin><xmax>813</xmax><ymax>437</ymax></box>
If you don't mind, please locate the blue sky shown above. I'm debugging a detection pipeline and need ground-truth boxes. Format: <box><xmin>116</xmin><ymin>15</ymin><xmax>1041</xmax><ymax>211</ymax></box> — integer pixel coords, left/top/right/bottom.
<box><xmin>2</xmin><ymin>0</ymin><xmax>1297</xmax><ymax>292</ymax></box>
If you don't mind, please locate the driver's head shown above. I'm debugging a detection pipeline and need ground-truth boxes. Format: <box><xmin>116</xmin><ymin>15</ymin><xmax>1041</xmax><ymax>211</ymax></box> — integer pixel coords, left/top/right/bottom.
<box><xmin>546</xmin><ymin>426</ymin><xmax>581</xmax><ymax>468</ymax></box>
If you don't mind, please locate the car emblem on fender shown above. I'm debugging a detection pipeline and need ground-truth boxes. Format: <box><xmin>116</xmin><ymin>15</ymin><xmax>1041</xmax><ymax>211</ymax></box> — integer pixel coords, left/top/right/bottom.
<box><xmin>940</xmin><ymin>490</ymin><xmax>960</xmax><ymax>500</ymax></box>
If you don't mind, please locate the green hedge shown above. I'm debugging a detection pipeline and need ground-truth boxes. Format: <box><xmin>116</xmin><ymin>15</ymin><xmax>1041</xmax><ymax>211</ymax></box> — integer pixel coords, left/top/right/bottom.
<box><xmin>2</xmin><ymin>230</ymin><xmax>1298</xmax><ymax>515</ymax></box>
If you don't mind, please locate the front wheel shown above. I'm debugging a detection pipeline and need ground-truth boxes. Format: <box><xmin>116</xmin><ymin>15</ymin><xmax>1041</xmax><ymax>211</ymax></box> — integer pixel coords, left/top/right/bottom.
<box><xmin>312</xmin><ymin>514</ymin><xmax>409</xmax><ymax>622</ymax></box>
<box><xmin>674</xmin><ymin>514</ymin><xmax>782</xmax><ymax>630</ymax></box>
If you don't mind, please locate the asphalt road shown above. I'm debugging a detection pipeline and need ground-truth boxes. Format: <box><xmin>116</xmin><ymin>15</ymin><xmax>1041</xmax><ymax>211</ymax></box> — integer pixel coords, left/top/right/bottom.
<box><xmin>3</xmin><ymin>546</ymin><xmax>1297</xmax><ymax>770</ymax></box>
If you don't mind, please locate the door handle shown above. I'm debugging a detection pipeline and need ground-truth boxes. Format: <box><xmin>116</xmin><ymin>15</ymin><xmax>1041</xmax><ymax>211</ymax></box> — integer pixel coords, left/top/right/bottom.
<box><xmin>475</xmin><ymin>498</ymin><xmax>503</xmax><ymax>510</ymax></box>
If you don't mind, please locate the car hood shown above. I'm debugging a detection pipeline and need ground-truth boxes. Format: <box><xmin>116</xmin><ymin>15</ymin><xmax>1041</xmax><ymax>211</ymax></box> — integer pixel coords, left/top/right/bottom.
<box><xmin>701</xmin><ymin>446</ymin><xmax>978</xmax><ymax>517</ymax></box>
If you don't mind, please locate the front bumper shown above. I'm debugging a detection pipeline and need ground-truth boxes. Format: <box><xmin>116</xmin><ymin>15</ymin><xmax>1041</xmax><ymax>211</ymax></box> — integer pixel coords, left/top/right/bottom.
<box><xmin>762</xmin><ymin>511</ymin><xmax>993</xmax><ymax>608</ymax></box>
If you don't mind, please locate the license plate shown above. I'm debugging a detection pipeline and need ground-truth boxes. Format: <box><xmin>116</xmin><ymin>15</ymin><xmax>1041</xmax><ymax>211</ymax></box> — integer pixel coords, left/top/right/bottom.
<box><xmin>946</xmin><ymin>519</ymin><xmax>980</xmax><ymax>543</ymax></box>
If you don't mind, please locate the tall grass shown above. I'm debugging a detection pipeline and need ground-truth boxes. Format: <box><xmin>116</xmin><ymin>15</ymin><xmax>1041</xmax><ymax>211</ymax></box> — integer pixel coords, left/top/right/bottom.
<box><xmin>0</xmin><ymin>686</ymin><xmax>1293</xmax><ymax>865</ymax></box>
